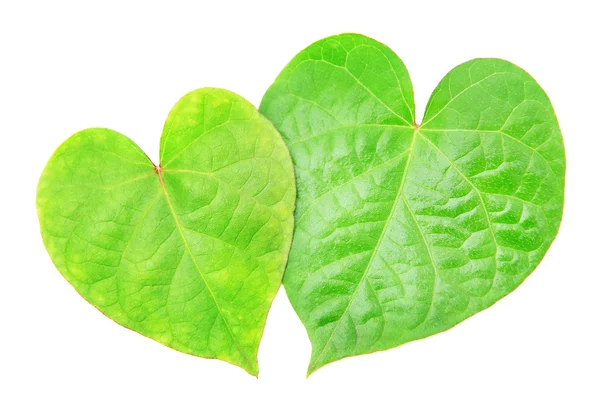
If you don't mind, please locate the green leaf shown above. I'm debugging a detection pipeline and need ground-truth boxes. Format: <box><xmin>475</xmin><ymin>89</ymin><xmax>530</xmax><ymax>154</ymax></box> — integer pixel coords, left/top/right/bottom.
<box><xmin>37</xmin><ymin>88</ymin><xmax>296</xmax><ymax>376</ymax></box>
<box><xmin>260</xmin><ymin>33</ymin><xmax>565</xmax><ymax>375</ymax></box>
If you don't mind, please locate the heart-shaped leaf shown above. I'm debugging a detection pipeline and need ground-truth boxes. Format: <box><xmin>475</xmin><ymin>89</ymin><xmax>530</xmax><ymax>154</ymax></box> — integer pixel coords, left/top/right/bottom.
<box><xmin>37</xmin><ymin>88</ymin><xmax>296</xmax><ymax>375</ymax></box>
<box><xmin>260</xmin><ymin>34</ymin><xmax>565</xmax><ymax>374</ymax></box>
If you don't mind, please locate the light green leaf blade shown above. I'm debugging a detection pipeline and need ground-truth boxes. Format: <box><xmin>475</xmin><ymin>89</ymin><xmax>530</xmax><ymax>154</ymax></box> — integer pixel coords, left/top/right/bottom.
<box><xmin>37</xmin><ymin>88</ymin><xmax>296</xmax><ymax>375</ymax></box>
<box><xmin>260</xmin><ymin>33</ymin><xmax>565</xmax><ymax>375</ymax></box>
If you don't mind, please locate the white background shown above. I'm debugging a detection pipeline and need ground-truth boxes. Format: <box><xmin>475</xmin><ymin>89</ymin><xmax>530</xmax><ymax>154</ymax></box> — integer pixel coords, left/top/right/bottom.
<box><xmin>1</xmin><ymin>1</ymin><xmax>598</xmax><ymax>416</ymax></box>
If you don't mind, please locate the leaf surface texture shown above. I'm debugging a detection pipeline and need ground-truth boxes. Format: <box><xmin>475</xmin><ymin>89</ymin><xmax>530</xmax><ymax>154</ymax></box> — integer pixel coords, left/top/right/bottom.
<box><xmin>260</xmin><ymin>33</ymin><xmax>565</xmax><ymax>374</ymax></box>
<box><xmin>37</xmin><ymin>88</ymin><xmax>296</xmax><ymax>375</ymax></box>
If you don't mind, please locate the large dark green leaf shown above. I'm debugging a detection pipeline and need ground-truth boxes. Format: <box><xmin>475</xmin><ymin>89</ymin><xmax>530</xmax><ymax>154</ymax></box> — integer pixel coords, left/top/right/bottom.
<box><xmin>260</xmin><ymin>33</ymin><xmax>565</xmax><ymax>374</ymax></box>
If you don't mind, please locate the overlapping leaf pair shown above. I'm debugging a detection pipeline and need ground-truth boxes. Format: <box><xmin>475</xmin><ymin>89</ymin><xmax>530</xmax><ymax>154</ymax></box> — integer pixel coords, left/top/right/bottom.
<box><xmin>37</xmin><ymin>34</ymin><xmax>565</xmax><ymax>376</ymax></box>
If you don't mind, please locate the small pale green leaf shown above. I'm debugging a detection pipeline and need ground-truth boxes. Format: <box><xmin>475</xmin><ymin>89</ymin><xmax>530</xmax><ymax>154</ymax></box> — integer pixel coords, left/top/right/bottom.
<box><xmin>37</xmin><ymin>88</ymin><xmax>296</xmax><ymax>375</ymax></box>
<box><xmin>260</xmin><ymin>33</ymin><xmax>565</xmax><ymax>375</ymax></box>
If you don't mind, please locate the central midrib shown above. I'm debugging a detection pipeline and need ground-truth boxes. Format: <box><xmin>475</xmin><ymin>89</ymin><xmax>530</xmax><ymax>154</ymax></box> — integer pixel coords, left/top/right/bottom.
<box><xmin>308</xmin><ymin>127</ymin><xmax>419</xmax><ymax>373</ymax></box>
<box><xmin>155</xmin><ymin>168</ymin><xmax>255</xmax><ymax>372</ymax></box>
